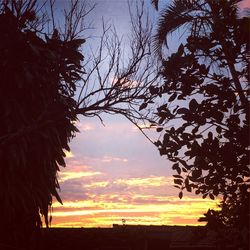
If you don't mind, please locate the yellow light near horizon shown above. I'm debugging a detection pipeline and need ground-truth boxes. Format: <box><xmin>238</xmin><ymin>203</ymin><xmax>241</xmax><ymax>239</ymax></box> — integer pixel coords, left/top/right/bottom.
<box><xmin>51</xmin><ymin>196</ymin><xmax>219</xmax><ymax>228</ymax></box>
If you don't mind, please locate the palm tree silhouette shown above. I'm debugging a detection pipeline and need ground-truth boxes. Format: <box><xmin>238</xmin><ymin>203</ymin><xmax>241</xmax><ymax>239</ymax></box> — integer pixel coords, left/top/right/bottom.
<box><xmin>152</xmin><ymin>0</ymin><xmax>241</xmax><ymax>55</ymax></box>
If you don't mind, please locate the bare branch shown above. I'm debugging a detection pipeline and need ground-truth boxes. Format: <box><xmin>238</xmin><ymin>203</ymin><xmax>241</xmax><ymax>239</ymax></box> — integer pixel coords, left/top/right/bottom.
<box><xmin>75</xmin><ymin>1</ymin><xmax>159</xmax><ymax>128</ymax></box>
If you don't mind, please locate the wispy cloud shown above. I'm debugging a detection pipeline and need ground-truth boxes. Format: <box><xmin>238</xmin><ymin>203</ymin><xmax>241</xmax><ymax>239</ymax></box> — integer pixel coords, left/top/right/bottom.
<box><xmin>76</xmin><ymin>122</ymin><xmax>95</xmax><ymax>132</ymax></box>
<box><xmin>84</xmin><ymin>181</ymin><xmax>110</xmax><ymax>189</ymax></box>
<box><xmin>59</xmin><ymin>171</ymin><xmax>102</xmax><ymax>182</ymax></box>
<box><xmin>101</xmin><ymin>156</ymin><xmax>128</xmax><ymax>163</ymax></box>
<box><xmin>239</xmin><ymin>0</ymin><xmax>250</xmax><ymax>9</ymax></box>
<box><xmin>114</xmin><ymin>176</ymin><xmax>173</xmax><ymax>187</ymax></box>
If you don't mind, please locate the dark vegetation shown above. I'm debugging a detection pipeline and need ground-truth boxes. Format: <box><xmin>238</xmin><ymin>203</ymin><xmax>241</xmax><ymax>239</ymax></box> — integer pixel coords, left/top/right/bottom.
<box><xmin>145</xmin><ymin>0</ymin><xmax>249</xmax><ymax>232</ymax></box>
<box><xmin>0</xmin><ymin>0</ymin><xmax>154</xmax><ymax>248</ymax></box>
<box><xmin>0</xmin><ymin>0</ymin><xmax>249</xmax><ymax>249</ymax></box>
<box><xmin>28</xmin><ymin>226</ymin><xmax>249</xmax><ymax>250</ymax></box>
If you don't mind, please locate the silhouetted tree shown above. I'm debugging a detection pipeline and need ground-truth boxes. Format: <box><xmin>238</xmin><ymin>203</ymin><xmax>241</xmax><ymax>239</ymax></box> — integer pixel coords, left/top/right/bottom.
<box><xmin>198</xmin><ymin>184</ymin><xmax>249</xmax><ymax>249</ymax></box>
<box><xmin>0</xmin><ymin>1</ymin><xmax>83</xmax><ymax>248</ymax></box>
<box><xmin>0</xmin><ymin>0</ymin><xmax>155</xmax><ymax>248</ymax></box>
<box><xmin>144</xmin><ymin>0</ymin><xmax>249</xmax><ymax>227</ymax></box>
<box><xmin>199</xmin><ymin>184</ymin><xmax>249</xmax><ymax>228</ymax></box>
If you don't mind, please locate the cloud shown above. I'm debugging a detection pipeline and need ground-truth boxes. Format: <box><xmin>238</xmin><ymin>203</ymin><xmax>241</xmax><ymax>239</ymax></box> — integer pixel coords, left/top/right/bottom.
<box><xmin>54</xmin><ymin>166</ymin><xmax>221</xmax><ymax>228</ymax></box>
<box><xmin>76</xmin><ymin>176</ymin><xmax>175</xmax><ymax>198</ymax></box>
<box><xmin>239</xmin><ymin>0</ymin><xmax>250</xmax><ymax>9</ymax></box>
<box><xmin>101</xmin><ymin>156</ymin><xmax>128</xmax><ymax>163</ymax></box>
<box><xmin>51</xmin><ymin>194</ymin><xmax>219</xmax><ymax>227</ymax></box>
<box><xmin>66</xmin><ymin>155</ymin><xmax>129</xmax><ymax>168</ymax></box>
<box><xmin>84</xmin><ymin>181</ymin><xmax>110</xmax><ymax>189</ymax></box>
<box><xmin>51</xmin><ymin>116</ymin><xmax>219</xmax><ymax>228</ymax></box>
<box><xmin>76</xmin><ymin>122</ymin><xmax>95</xmax><ymax>132</ymax></box>
<box><xmin>59</xmin><ymin>171</ymin><xmax>102</xmax><ymax>182</ymax></box>
<box><xmin>114</xmin><ymin>176</ymin><xmax>173</xmax><ymax>187</ymax></box>
<box><xmin>56</xmin><ymin>174</ymin><xmax>191</xmax><ymax>208</ymax></box>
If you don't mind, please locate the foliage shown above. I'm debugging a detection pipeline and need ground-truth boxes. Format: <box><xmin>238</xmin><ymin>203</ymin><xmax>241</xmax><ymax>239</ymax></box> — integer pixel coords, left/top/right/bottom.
<box><xmin>199</xmin><ymin>184</ymin><xmax>249</xmax><ymax>228</ymax></box>
<box><xmin>145</xmin><ymin>0</ymin><xmax>249</xmax><ymax>225</ymax></box>
<box><xmin>198</xmin><ymin>185</ymin><xmax>249</xmax><ymax>249</ymax></box>
<box><xmin>0</xmin><ymin>0</ymin><xmax>84</xmax><ymax>244</ymax></box>
<box><xmin>0</xmin><ymin>0</ymin><xmax>155</xmax><ymax>247</ymax></box>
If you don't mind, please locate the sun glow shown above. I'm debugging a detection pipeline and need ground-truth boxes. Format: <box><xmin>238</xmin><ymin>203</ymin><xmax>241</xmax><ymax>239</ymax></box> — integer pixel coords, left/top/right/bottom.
<box><xmin>51</xmin><ymin>195</ymin><xmax>219</xmax><ymax>228</ymax></box>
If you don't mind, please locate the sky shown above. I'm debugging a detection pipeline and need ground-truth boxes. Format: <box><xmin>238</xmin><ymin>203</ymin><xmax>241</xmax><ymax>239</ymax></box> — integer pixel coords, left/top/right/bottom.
<box><xmin>50</xmin><ymin>0</ymin><xmax>250</xmax><ymax>228</ymax></box>
<box><xmin>51</xmin><ymin>116</ymin><xmax>218</xmax><ymax>227</ymax></box>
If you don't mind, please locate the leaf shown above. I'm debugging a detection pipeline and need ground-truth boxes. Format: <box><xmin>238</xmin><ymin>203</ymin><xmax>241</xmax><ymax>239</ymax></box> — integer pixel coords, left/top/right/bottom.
<box><xmin>208</xmin><ymin>132</ymin><xmax>213</xmax><ymax>140</ymax></box>
<box><xmin>172</xmin><ymin>162</ymin><xmax>178</xmax><ymax>169</ymax></box>
<box><xmin>195</xmin><ymin>134</ymin><xmax>203</xmax><ymax>139</ymax></box>
<box><xmin>168</xmin><ymin>92</ymin><xmax>177</xmax><ymax>102</ymax></box>
<box><xmin>174</xmin><ymin>178</ymin><xmax>183</xmax><ymax>185</ymax></box>
<box><xmin>159</xmin><ymin>116</ymin><xmax>165</xmax><ymax>124</ymax></box>
<box><xmin>213</xmin><ymin>111</ymin><xmax>224</xmax><ymax>122</ymax></box>
<box><xmin>192</xmin><ymin>169</ymin><xmax>202</xmax><ymax>179</ymax></box>
<box><xmin>213</xmin><ymin>188</ymin><xmax>219</xmax><ymax>196</ymax></box>
<box><xmin>139</xmin><ymin>103</ymin><xmax>147</xmax><ymax>111</ymax></box>
<box><xmin>197</xmin><ymin>116</ymin><xmax>206</xmax><ymax>126</ymax></box>
<box><xmin>172</xmin><ymin>163</ymin><xmax>181</xmax><ymax>174</ymax></box>
<box><xmin>186</xmin><ymin>185</ymin><xmax>192</xmax><ymax>192</ymax></box>
<box><xmin>189</xmin><ymin>99</ymin><xmax>198</xmax><ymax>111</ymax></box>
<box><xmin>179</xmin><ymin>191</ymin><xmax>183</xmax><ymax>199</ymax></box>
<box><xmin>233</xmin><ymin>104</ymin><xmax>241</xmax><ymax>113</ymax></box>
<box><xmin>56</xmin><ymin>156</ymin><xmax>66</xmax><ymax>167</ymax></box>
<box><xmin>192</xmin><ymin>126</ymin><xmax>199</xmax><ymax>134</ymax></box>
<box><xmin>202</xmin><ymin>193</ymin><xmax>208</xmax><ymax>199</ymax></box>
<box><xmin>199</xmin><ymin>64</ymin><xmax>208</xmax><ymax>75</ymax></box>
<box><xmin>53</xmin><ymin>189</ymin><xmax>63</xmax><ymax>205</ymax></box>
<box><xmin>195</xmin><ymin>190</ymin><xmax>200</xmax><ymax>195</ymax></box>
<box><xmin>177</xmin><ymin>108</ymin><xmax>189</xmax><ymax>114</ymax></box>
<box><xmin>149</xmin><ymin>86</ymin><xmax>159</xmax><ymax>95</ymax></box>
<box><xmin>177</xmin><ymin>44</ymin><xmax>184</xmax><ymax>56</ymax></box>
<box><xmin>216</xmin><ymin>126</ymin><xmax>222</xmax><ymax>133</ymax></box>
<box><xmin>209</xmin><ymin>193</ymin><xmax>215</xmax><ymax>200</ymax></box>
<box><xmin>154</xmin><ymin>140</ymin><xmax>161</xmax><ymax>147</ymax></box>
<box><xmin>156</xmin><ymin>127</ymin><xmax>163</xmax><ymax>132</ymax></box>
<box><xmin>67</xmin><ymin>38</ymin><xmax>86</xmax><ymax>49</ymax></box>
<box><xmin>173</xmin><ymin>174</ymin><xmax>183</xmax><ymax>179</ymax></box>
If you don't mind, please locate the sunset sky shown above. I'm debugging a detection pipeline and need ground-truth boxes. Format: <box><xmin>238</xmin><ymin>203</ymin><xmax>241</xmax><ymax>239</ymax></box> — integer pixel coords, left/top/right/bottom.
<box><xmin>50</xmin><ymin>0</ymin><xmax>250</xmax><ymax>228</ymax></box>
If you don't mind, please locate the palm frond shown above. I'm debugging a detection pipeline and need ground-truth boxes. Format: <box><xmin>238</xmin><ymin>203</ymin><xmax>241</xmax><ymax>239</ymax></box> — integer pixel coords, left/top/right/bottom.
<box><xmin>153</xmin><ymin>0</ymin><xmax>202</xmax><ymax>55</ymax></box>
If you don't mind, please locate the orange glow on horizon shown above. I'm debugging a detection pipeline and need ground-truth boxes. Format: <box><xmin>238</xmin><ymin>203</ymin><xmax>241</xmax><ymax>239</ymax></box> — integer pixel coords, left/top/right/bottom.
<box><xmin>50</xmin><ymin>195</ymin><xmax>220</xmax><ymax>228</ymax></box>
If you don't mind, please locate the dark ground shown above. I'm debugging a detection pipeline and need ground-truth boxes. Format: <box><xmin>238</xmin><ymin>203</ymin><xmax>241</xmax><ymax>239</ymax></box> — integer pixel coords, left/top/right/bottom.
<box><xmin>32</xmin><ymin>225</ymin><xmax>248</xmax><ymax>250</ymax></box>
<box><xmin>0</xmin><ymin>225</ymin><xmax>248</xmax><ymax>250</ymax></box>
